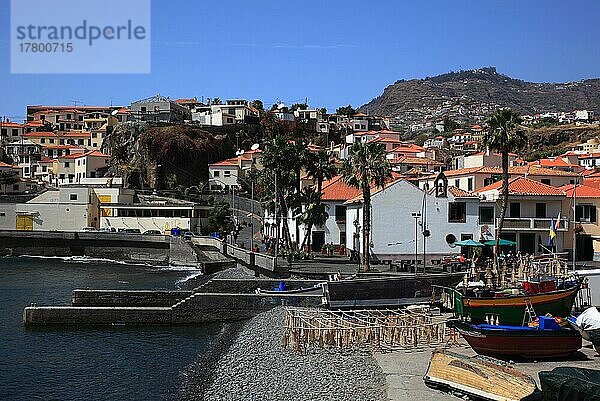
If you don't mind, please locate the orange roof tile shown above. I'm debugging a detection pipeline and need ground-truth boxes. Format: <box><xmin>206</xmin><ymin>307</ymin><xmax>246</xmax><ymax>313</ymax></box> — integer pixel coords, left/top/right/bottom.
<box><xmin>22</xmin><ymin>131</ymin><xmax>57</xmax><ymax>137</ymax></box>
<box><xmin>560</xmin><ymin>184</ymin><xmax>600</xmax><ymax>198</ymax></box>
<box><xmin>0</xmin><ymin>122</ymin><xmax>23</xmax><ymax>128</ymax></box>
<box><xmin>209</xmin><ymin>157</ymin><xmax>239</xmax><ymax>167</ymax></box>
<box><xmin>475</xmin><ymin>176</ymin><xmax>565</xmax><ymax>196</ymax></box>
<box><xmin>448</xmin><ymin>186</ymin><xmax>477</xmax><ymax>197</ymax></box>
<box><xmin>59</xmin><ymin>152</ymin><xmax>86</xmax><ymax>159</ymax></box>
<box><xmin>321</xmin><ymin>176</ymin><xmax>361</xmax><ymax>201</ymax></box>
<box><xmin>61</xmin><ymin>131</ymin><xmax>91</xmax><ymax>137</ymax></box>
<box><xmin>345</xmin><ymin>174</ymin><xmax>406</xmax><ymax>204</ymax></box>
<box><xmin>391</xmin><ymin>156</ymin><xmax>443</xmax><ymax>166</ymax></box>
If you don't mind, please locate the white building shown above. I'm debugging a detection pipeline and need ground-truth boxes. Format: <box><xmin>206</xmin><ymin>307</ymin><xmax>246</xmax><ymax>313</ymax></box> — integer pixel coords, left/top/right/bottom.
<box><xmin>344</xmin><ymin>174</ymin><xmax>484</xmax><ymax>262</ymax></box>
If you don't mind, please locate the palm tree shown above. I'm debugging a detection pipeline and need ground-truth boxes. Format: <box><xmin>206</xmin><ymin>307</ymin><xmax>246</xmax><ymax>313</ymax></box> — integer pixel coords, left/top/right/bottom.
<box><xmin>341</xmin><ymin>142</ymin><xmax>392</xmax><ymax>272</ymax></box>
<box><xmin>483</xmin><ymin>108</ymin><xmax>527</xmax><ymax>271</ymax></box>
<box><xmin>301</xmin><ymin>149</ymin><xmax>337</xmax><ymax>251</ymax></box>
<box><xmin>299</xmin><ymin>186</ymin><xmax>329</xmax><ymax>253</ymax></box>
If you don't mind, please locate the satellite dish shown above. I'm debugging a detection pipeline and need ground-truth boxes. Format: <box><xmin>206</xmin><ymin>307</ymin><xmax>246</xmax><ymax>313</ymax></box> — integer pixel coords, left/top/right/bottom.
<box><xmin>110</xmin><ymin>109</ymin><xmax>119</xmax><ymax>116</ymax></box>
<box><xmin>235</xmin><ymin>150</ymin><xmax>245</xmax><ymax>156</ymax></box>
<box><xmin>250</xmin><ymin>143</ymin><xmax>260</xmax><ymax>151</ymax></box>
<box><xmin>277</xmin><ymin>103</ymin><xmax>285</xmax><ymax>110</ymax></box>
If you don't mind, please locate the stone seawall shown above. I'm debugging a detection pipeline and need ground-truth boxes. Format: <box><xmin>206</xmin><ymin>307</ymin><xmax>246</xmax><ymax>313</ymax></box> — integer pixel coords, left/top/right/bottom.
<box><xmin>71</xmin><ymin>290</ymin><xmax>192</xmax><ymax>307</ymax></box>
<box><xmin>0</xmin><ymin>230</ymin><xmax>220</xmax><ymax>267</ymax></box>
<box><xmin>198</xmin><ymin>278</ymin><xmax>323</xmax><ymax>293</ymax></box>
<box><xmin>23</xmin><ymin>293</ymin><xmax>322</xmax><ymax>326</ymax></box>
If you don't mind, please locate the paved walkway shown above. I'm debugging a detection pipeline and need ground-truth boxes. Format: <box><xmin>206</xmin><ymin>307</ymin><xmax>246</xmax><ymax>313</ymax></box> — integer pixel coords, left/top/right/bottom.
<box><xmin>374</xmin><ymin>340</ymin><xmax>600</xmax><ymax>401</ymax></box>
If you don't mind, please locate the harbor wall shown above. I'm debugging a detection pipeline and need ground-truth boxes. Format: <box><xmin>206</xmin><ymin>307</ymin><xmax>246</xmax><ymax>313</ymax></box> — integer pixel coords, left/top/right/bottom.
<box><xmin>23</xmin><ymin>306</ymin><xmax>173</xmax><ymax>325</ymax></box>
<box><xmin>0</xmin><ymin>230</ymin><xmax>209</xmax><ymax>266</ymax></box>
<box><xmin>71</xmin><ymin>290</ymin><xmax>192</xmax><ymax>307</ymax></box>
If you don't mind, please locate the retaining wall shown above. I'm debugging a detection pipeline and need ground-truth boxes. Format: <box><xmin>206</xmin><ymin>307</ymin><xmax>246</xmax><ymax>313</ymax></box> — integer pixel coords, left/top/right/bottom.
<box><xmin>23</xmin><ymin>306</ymin><xmax>173</xmax><ymax>325</ymax></box>
<box><xmin>71</xmin><ymin>290</ymin><xmax>191</xmax><ymax>307</ymax></box>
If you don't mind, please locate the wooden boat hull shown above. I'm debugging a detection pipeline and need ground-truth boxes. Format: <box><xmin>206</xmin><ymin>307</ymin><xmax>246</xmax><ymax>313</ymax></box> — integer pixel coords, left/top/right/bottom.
<box><xmin>463</xmin><ymin>285</ymin><xmax>580</xmax><ymax>325</ymax></box>
<box><xmin>450</xmin><ymin>320</ymin><xmax>582</xmax><ymax>359</ymax></box>
<box><xmin>324</xmin><ymin>273</ymin><xmax>463</xmax><ymax>308</ymax></box>
<box><xmin>424</xmin><ymin>349</ymin><xmax>537</xmax><ymax>401</ymax></box>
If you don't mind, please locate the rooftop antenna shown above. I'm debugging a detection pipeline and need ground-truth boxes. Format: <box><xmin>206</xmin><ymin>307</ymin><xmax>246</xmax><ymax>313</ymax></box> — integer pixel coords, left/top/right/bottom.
<box><xmin>70</xmin><ymin>100</ymin><xmax>84</xmax><ymax>107</ymax></box>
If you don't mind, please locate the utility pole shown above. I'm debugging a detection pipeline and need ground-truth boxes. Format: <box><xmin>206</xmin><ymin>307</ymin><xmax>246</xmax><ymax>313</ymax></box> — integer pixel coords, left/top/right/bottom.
<box><xmin>412</xmin><ymin>212</ymin><xmax>421</xmax><ymax>275</ymax></box>
<box><xmin>274</xmin><ymin>172</ymin><xmax>279</xmax><ymax>258</ymax></box>
<box><xmin>572</xmin><ymin>178</ymin><xmax>577</xmax><ymax>271</ymax></box>
<box><xmin>250</xmin><ymin>179</ymin><xmax>254</xmax><ymax>252</ymax></box>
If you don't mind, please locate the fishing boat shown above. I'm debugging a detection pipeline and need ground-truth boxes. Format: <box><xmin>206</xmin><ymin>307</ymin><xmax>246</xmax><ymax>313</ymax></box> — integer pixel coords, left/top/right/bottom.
<box><xmin>448</xmin><ymin>318</ymin><xmax>582</xmax><ymax>359</ymax></box>
<box><xmin>434</xmin><ymin>277</ymin><xmax>581</xmax><ymax>325</ymax></box>
<box><xmin>423</xmin><ymin>349</ymin><xmax>537</xmax><ymax>401</ymax></box>
<box><xmin>568</xmin><ymin>306</ymin><xmax>600</xmax><ymax>354</ymax></box>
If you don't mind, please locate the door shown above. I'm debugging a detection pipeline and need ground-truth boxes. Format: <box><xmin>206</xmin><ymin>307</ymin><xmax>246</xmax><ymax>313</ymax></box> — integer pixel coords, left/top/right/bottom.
<box><xmin>16</xmin><ymin>215</ymin><xmax>33</xmax><ymax>231</ymax></box>
<box><xmin>519</xmin><ymin>233</ymin><xmax>535</xmax><ymax>255</ymax></box>
<box><xmin>312</xmin><ymin>231</ymin><xmax>325</xmax><ymax>252</ymax></box>
<box><xmin>576</xmin><ymin>235</ymin><xmax>594</xmax><ymax>261</ymax></box>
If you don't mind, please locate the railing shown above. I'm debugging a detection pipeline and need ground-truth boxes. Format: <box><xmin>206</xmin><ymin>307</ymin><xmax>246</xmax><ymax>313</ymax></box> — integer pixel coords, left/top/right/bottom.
<box><xmin>500</xmin><ymin>217</ymin><xmax>569</xmax><ymax>231</ymax></box>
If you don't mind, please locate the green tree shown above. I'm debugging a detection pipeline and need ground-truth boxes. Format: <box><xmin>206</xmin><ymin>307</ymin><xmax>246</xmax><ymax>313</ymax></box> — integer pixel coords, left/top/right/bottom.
<box><xmin>0</xmin><ymin>170</ymin><xmax>19</xmax><ymax>194</ymax></box>
<box><xmin>251</xmin><ymin>99</ymin><xmax>264</xmax><ymax>111</ymax></box>
<box><xmin>212</xmin><ymin>97</ymin><xmax>222</xmax><ymax>105</ymax></box>
<box><xmin>301</xmin><ymin>149</ymin><xmax>337</xmax><ymax>251</ymax></box>
<box><xmin>336</xmin><ymin>105</ymin><xmax>356</xmax><ymax>116</ymax></box>
<box><xmin>290</xmin><ymin>103</ymin><xmax>308</xmax><ymax>111</ymax></box>
<box><xmin>484</xmin><ymin>108</ymin><xmax>527</xmax><ymax>270</ymax></box>
<box><xmin>341</xmin><ymin>142</ymin><xmax>392</xmax><ymax>272</ymax></box>
<box><xmin>299</xmin><ymin>187</ymin><xmax>329</xmax><ymax>252</ymax></box>
<box><xmin>208</xmin><ymin>200</ymin><xmax>234</xmax><ymax>237</ymax></box>
<box><xmin>443</xmin><ymin>116</ymin><xmax>460</xmax><ymax>132</ymax></box>
<box><xmin>319</xmin><ymin>107</ymin><xmax>327</xmax><ymax>115</ymax></box>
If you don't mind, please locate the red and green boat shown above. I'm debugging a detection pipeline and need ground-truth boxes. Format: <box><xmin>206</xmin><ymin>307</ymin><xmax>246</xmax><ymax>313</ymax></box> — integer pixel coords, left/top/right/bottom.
<box><xmin>434</xmin><ymin>281</ymin><xmax>580</xmax><ymax>326</ymax></box>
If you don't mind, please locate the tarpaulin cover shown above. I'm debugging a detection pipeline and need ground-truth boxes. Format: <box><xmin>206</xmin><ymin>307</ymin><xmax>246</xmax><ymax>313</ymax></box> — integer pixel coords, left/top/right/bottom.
<box><xmin>538</xmin><ymin>367</ymin><xmax>600</xmax><ymax>401</ymax></box>
<box><xmin>576</xmin><ymin>307</ymin><xmax>600</xmax><ymax>331</ymax></box>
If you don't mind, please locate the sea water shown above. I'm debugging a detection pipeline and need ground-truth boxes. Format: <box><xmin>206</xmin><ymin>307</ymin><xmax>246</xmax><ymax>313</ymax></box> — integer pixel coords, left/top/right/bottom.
<box><xmin>0</xmin><ymin>256</ymin><xmax>222</xmax><ymax>401</ymax></box>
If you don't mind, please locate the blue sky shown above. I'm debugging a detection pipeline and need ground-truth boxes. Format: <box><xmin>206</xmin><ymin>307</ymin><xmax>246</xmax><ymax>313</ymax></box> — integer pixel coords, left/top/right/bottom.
<box><xmin>1</xmin><ymin>0</ymin><xmax>599</xmax><ymax>119</ymax></box>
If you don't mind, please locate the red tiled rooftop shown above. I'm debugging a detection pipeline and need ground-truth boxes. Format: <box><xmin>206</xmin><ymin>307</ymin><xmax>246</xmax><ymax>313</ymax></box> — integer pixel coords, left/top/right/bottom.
<box><xmin>0</xmin><ymin>122</ymin><xmax>23</xmax><ymax>128</ymax></box>
<box><xmin>209</xmin><ymin>157</ymin><xmax>239</xmax><ymax>167</ymax></box>
<box><xmin>321</xmin><ymin>176</ymin><xmax>361</xmax><ymax>201</ymax></box>
<box><xmin>560</xmin><ymin>184</ymin><xmax>600</xmax><ymax>198</ymax></box>
<box><xmin>475</xmin><ymin>176</ymin><xmax>565</xmax><ymax>196</ymax></box>
<box><xmin>22</xmin><ymin>131</ymin><xmax>57</xmax><ymax>137</ymax></box>
<box><xmin>448</xmin><ymin>186</ymin><xmax>477</xmax><ymax>198</ymax></box>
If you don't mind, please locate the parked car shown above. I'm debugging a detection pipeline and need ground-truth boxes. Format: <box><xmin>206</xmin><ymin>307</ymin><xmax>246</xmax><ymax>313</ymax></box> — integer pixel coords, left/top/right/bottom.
<box><xmin>98</xmin><ymin>227</ymin><xmax>116</xmax><ymax>233</ymax></box>
<box><xmin>182</xmin><ymin>231</ymin><xmax>200</xmax><ymax>240</ymax></box>
<box><xmin>118</xmin><ymin>228</ymin><xmax>141</xmax><ymax>234</ymax></box>
<box><xmin>143</xmin><ymin>230</ymin><xmax>162</xmax><ymax>235</ymax></box>
<box><xmin>80</xmin><ymin>227</ymin><xmax>97</xmax><ymax>232</ymax></box>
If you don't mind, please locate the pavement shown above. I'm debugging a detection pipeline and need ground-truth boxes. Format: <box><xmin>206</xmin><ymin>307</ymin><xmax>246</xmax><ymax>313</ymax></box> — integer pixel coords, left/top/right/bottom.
<box><xmin>374</xmin><ymin>339</ymin><xmax>600</xmax><ymax>401</ymax></box>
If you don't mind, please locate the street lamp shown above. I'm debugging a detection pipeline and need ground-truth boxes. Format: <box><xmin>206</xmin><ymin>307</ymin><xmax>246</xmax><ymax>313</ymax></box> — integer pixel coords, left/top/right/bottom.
<box><xmin>353</xmin><ymin>218</ymin><xmax>361</xmax><ymax>265</ymax></box>
<box><xmin>412</xmin><ymin>212</ymin><xmax>421</xmax><ymax>275</ymax></box>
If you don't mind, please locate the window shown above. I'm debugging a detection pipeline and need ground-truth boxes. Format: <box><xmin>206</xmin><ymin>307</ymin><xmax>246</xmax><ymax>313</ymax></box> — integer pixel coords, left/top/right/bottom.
<box><xmin>576</xmin><ymin>205</ymin><xmax>597</xmax><ymax>223</ymax></box>
<box><xmin>12</xmin><ymin>184</ymin><xmax>19</xmax><ymax>191</ymax></box>
<box><xmin>213</xmin><ymin>171</ymin><xmax>220</xmax><ymax>177</ymax></box>
<box><xmin>541</xmin><ymin>178</ymin><xmax>551</xmax><ymax>185</ymax></box>
<box><xmin>509</xmin><ymin>202</ymin><xmax>521</xmax><ymax>218</ymax></box>
<box><xmin>454</xmin><ymin>179</ymin><xmax>460</xmax><ymax>188</ymax></box>
<box><xmin>69</xmin><ymin>193</ymin><xmax>78</xmax><ymax>201</ymax></box>
<box><xmin>42</xmin><ymin>166</ymin><xmax>47</xmax><ymax>172</ymax></box>
<box><xmin>141</xmin><ymin>106</ymin><xmax>147</xmax><ymax>113</ymax></box>
<box><xmin>535</xmin><ymin>203</ymin><xmax>546</xmax><ymax>218</ymax></box>
<box><xmin>0</xmin><ymin>212</ymin><xmax>5</xmax><ymax>217</ymax></box>
<box><xmin>448</xmin><ymin>202</ymin><xmax>466</xmax><ymax>223</ymax></box>
<box><xmin>335</xmin><ymin>205</ymin><xmax>346</xmax><ymax>222</ymax></box>
<box><xmin>483</xmin><ymin>177</ymin><xmax>496</xmax><ymax>187</ymax></box>
<box><xmin>479</xmin><ymin>206</ymin><xmax>494</xmax><ymax>224</ymax></box>
<box><xmin>49</xmin><ymin>138</ymin><xmax>54</xmax><ymax>144</ymax></box>
<box><xmin>224</xmin><ymin>171</ymin><xmax>231</xmax><ymax>177</ymax></box>
<box><xmin>12</xmin><ymin>129</ymin><xmax>18</xmax><ymax>136</ymax></box>
<box><xmin>467</xmin><ymin>177</ymin><xmax>474</xmax><ymax>192</ymax></box>
<box><xmin>340</xmin><ymin>231</ymin><xmax>346</xmax><ymax>245</ymax></box>
<box><xmin>40</xmin><ymin>138</ymin><xmax>45</xmax><ymax>144</ymax></box>
<box><xmin>64</xmin><ymin>162</ymin><xmax>70</xmax><ymax>168</ymax></box>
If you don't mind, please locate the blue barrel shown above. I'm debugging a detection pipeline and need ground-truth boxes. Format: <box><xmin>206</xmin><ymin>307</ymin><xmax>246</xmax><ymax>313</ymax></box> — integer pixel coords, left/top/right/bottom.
<box><xmin>171</xmin><ymin>227</ymin><xmax>181</xmax><ymax>236</ymax></box>
<box><xmin>278</xmin><ymin>281</ymin><xmax>286</xmax><ymax>291</ymax></box>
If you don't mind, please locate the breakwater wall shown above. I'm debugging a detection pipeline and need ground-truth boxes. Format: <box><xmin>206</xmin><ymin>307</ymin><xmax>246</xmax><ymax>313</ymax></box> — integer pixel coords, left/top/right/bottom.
<box><xmin>24</xmin><ymin>293</ymin><xmax>322</xmax><ymax>326</ymax></box>
<box><xmin>72</xmin><ymin>290</ymin><xmax>192</xmax><ymax>307</ymax></box>
<box><xmin>197</xmin><ymin>278</ymin><xmax>324</xmax><ymax>293</ymax></box>
<box><xmin>0</xmin><ymin>230</ymin><xmax>219</xmax><ymax>267</ymax></box>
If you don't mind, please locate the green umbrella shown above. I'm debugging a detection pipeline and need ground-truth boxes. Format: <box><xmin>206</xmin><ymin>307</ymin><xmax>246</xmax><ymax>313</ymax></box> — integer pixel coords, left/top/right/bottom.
<box><xmin>484</xmin><ymin>239</ymin><xmax>517</xmax><ymax>246</ymax></box>
<box><xmin>454</xmin><ymin>239</ymin><xmax>485</xmax><ymax>247</ymax></box>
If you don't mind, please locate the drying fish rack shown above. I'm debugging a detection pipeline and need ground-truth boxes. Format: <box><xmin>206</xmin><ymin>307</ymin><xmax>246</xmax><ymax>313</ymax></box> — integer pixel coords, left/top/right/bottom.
<box><xmin>282</xmin><ymin>307</ymin><xmax>452</xmax><ymax>353</ymax></box>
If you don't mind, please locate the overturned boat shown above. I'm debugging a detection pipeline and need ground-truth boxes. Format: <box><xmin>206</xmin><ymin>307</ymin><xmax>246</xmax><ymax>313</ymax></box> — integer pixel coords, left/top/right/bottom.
<box><xmin>424</xmin><ymin>349</ymin><xmax>537</xmax><ymax>401</ymax></box>
<box><xmin>568</xmin><ymin>306</ymin><xmax>600</xmax><ymax>354</ymax></box>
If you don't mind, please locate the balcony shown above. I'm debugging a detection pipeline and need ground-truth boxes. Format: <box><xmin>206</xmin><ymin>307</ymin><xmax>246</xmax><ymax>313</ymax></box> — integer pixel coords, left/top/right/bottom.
<box><xmin>500</xmin><ymin>217</ymin><xmax>569</xmax><ymax>231</ymax></box>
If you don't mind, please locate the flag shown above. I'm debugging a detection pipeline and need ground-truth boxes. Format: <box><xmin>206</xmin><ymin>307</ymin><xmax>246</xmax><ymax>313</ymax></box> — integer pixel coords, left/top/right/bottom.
<box><xmin>548</xmin><ymin>218</ymin><xmax>557</xmax><ymax>246</ymax></box>
<box><xmin>555</xmin><ymin>211</ymin><xmax>562</xmax><ymax>230</ymax></box>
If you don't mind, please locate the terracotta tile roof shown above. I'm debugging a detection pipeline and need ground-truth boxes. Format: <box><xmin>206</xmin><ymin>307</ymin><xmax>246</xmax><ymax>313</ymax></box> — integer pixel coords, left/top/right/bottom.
<box><xmin>389</xmin><ymin>144</ymin><xmax>425</xmax><ymax>153</ymax></box>
<box><xmin>175</xmin><ymin>98</ymin><xmax>198</xmax><ymax>104</ymax></box>
<box><xmin>529</xmin><ymin>158</ymin><xmax>578</xmax><ymax>168</ymax></box>
<box><xmin>391</xmin><ymin>156</ymin><xmax>443</xmax><ymax>166</ymax></box>
<box><xmin>448</xmin><ymin>186</ymin><xmax>477</xmax><ymax>197</ymax></box>
<box><xmin>59</xmin><ymin>152</ymin><xmax>86</xmax><ymax>160</ymax></box>
<box><xmin>61</xmin><ymin>131</ymin><xmax>91</xmax><ymax>137</ymax></box>
<box><xmin>25</xmin><ymin>120</ymin><xmax>45</xmax><ymax>126</ymax></box>
<box><xmin>38</xmin><ymin>157</ymin><xmax>54</xmax><ymax>163</ymax></box>
<box><xmin>0</xmin><ymin>161</ymin><xmax>14</xmax><ymax>168</ymax></box>
<box><xmin>578</xmin><ymin>153</ymin><xmax>600</xmax><ymax>159</ymax></box>
<box><xmin>344</xmin><ymin>174</ymin><xmax>406</xmax><ymax>204</ymax></box>
<box><xmin>321</xmin><ymin>176</ymin><xmax>361</xmax><ymax>201</ymax></box>
<box><xmin>369</xmin><ymin>137</ymin><xmax>403</xmax><ymax>144</ymax></box>
<box><xmin>43</xmin><ymin>145</ymin><xmax>82</xmax><ymax>149</ymax></box>
<box><xmin>0</xmin><ymin>122</ymin><xmax>23</xmax><ymax>128</ymax></box>
<box><xmin>22</xmin><ymin>131</ymin><xmax>57</xmax><ymax>137</ymax></box>
<box><xmin>432</xmin><ymin>165</ymin><xmax>579</xmax><ymax>179</ymax></box>
<box><xmin>475</xmin><ymin>176</ymin><xmax>565</xmax><ymax>196</ymax></box>
<box><xmin>209</xmin><ymin>157</ymin><xmax>239</xmax><ymax>167</ymax></box>
<box><xmin>559</xmin><ymin>184</ymin><xmax>600</xmax><ymax>198</ymax></box>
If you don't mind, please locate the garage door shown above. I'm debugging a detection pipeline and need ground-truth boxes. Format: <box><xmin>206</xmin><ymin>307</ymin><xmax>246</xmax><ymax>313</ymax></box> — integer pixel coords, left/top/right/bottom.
<box><xmin>16</xmin><ymin>215</ymin><xmax>33</xmax><ymax>231</ymax></box>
